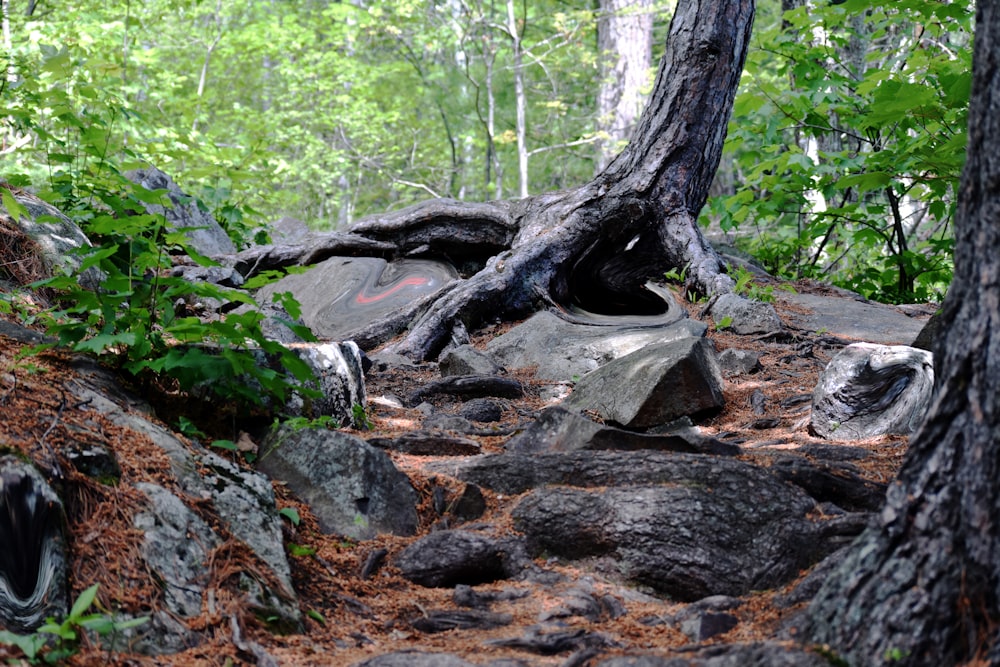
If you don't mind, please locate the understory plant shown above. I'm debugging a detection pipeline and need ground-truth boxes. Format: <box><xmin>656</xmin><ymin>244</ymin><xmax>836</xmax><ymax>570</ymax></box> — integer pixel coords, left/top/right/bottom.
<box><xmin>33</xmin><ymin>189</ymin><xmax>320</xmax><ymax>409</ymax></box>
<box><xmin>0</xmin><ymin>584</ymin><xmax>148</xmax><ymax>664</ymax></box>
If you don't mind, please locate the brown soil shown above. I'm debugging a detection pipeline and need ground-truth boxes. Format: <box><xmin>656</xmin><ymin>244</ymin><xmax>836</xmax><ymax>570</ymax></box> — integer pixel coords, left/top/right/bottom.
<box><xmin>0</xmin><ymin>283</ymin><xmax>919</xmax><ymax>666</ymax></box>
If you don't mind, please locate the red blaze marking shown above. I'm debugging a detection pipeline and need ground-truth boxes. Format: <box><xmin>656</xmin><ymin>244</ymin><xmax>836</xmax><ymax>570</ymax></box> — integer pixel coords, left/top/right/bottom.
<box><xmin>354</xmin><ymin>276</ymin><xmax>431</xmax><ymax>304</ymax></box>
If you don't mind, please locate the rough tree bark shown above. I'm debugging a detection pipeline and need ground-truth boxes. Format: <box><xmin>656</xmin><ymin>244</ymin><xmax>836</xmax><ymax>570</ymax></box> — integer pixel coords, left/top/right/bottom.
<box><xmin>595</xmin><ymin>0</ymin><xmax>656</xmax><ymax>173</ymax></box>
<box><xmin>242</xmin><ymin>0</ymin><xmax>751</xmax><ymax>361</ymax></box>
<box><xmin>800</xmin><ymin>2</ymin><xmax>1000</xmax><ymax>664</ymax></box>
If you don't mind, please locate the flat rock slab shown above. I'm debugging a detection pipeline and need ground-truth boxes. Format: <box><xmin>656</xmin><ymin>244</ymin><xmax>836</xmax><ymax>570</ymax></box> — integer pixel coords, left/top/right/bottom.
<box><xmin>505</xmin><ymin>406</ymin><xmax>738</xmax><ymax>456</ymax></box>
<box><xmin>486</xmin><ymin>310</ymin><xmax>706</xmax><ymax>381</ymax></box>
<box><xmin>777</xmin><ymin>291</ymin><xmax>929</xmax><ymax>345</ymax></box>
<box><xmin>257</xmin><ymin>256</ymin><xmax>458</xmax><ymax>342</ymax></box>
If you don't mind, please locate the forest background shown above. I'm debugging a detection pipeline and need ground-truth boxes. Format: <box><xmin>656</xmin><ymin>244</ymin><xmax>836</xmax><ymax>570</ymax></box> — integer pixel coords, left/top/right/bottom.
<box><xmin>0</xmin><ymin>0</ymin><xmax>972</xmax><ymax>304</ymax></box>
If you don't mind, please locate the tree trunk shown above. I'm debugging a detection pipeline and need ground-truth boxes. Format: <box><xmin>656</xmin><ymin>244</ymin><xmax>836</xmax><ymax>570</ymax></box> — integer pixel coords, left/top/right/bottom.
<box><xmin>268</xmin><ymin>0</ymin><xmax>751</xmax><ymax>361</ymax></box>
<box><xmin>595</xmin><ymin>0</ymin><xmax>655</xmax><ymax>173</ymax></box>
<box><xmin>800</xmin><ymin>2</ymin><xmax>1000</xmax><ymax>664</ymax></box>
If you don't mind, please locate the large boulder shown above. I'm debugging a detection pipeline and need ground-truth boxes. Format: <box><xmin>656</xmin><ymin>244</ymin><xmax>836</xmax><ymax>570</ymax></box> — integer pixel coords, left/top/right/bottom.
<box><xmin>563</xmin><ymin>337</ymin><xmax>724</xmax><ymax>428</ymax></box>
<box><xmin>485</xmin><ymin>310</ymin><xmax>704</xmax><ymax>381</ymax></box>
<box><xmin>429</xmin><ymin>451</ymin><xmax>865</xmax><ymax>600</ymax></box>
<box><xmin>278</xmin><ymin>341</ymin><xmax>366</xmax><ymax>422</ymax></box>
<box><xmin>809</xmin><ymin>343</ymin><xmax>933</xmax><ymax>440</ymax></box>
<box><xmin>512</xmin><ymin>480</ymin><xmax>824</xmax><ymax>600</ymax></box>
<box><xmin>125</xmin><ymin>167</ymin><xmax>237</xmax><ymax>256</ymax></box>
<box><xmin>256</xmin><ymin>256</ymin><xmax>458</xmax><ymax>345</ymax></box>
<box><xmin>395</xmin><ymin>530</ymin><xmax>527</xmax><ymax>588</ymax></box>
<box><xmin>257</xmin><ymin>427</ymin><xmax>418</xmax><ymax>539</ymax></box>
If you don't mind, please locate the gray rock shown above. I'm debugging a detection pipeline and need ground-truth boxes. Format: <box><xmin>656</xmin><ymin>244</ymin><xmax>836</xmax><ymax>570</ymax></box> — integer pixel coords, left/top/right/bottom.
<box><xmin>281</xmin><ymin>341</ymin><xmax>366</xmax><ymax>423</ymax></box>
<box><xmin>169</xmin><ymin>264</ymin><xmax>244</xmax><ymax>288</ymax></box>
<box><xmin>459</xmin><ymin>398</ymin><xmax>505</xmax><ymax>423</ymax></box>
<box><xmin>778</xmin><ymin>289</ymin><xmax>929</xmax><ymax>345</ymax></box>
<box><xmin>448</xmin><ymin>484</ymin><xmax>487</xmax><ymax>522</ymax></box>
<box><xmin>368</xmin><ymin>431</ymin><xmax>482</xmax><ymax>456</ymax></box>
<box><xmin>196</xmin><ymin>451</ymin><xmax>299</xmax><ymax>626</ymax></box>
<box><xmin>353</xmin><ymin>652</ymin><xmax>475</xmax><ymax>667</ymax></box>
<box><xmin>680</xmin><ymin>611</ymin><xmax>739</xmax><ymax>642</ymax></box>
<box><xmin>408</xmin><ymin>375</ymin><xmax>523</xmax><ymax>405</ymax></box>
<box><xmin>486</xmin><ymin>310</ymin><xmax>705</xmax><ymax>381</ymax></box>
<box><xmin>809</xmin><ymin>343</ymin><xmax>933</xmax><ymax>440</ymax></box>
<box><xmin>411</xmin><ymin>609</ymin><xmax>513</xmax><ymax>633</ymax></box>
<box><xmin>257</xmin><ymin>427</ymin><xmax>418</xmax><ymax>539</ymax></box>
<box><xmin>594</xmin><ymin>643</ymin><xmax>831</xmax><ymax>666</ymax></box>
<box><xmin>911</xmin><ymin>310</ymin><xmax>943</xmax><ymax>351</ymax></box>
<box><xmin>717</xmin><ymin>348</ymin><xmax>763</xmax><ymax>377</ymax></box>
<box><xmin>0</xmin><ymin>457</ymin><xmax>68</xmax><ymax>633</ymax></box>
<box><xmin>672</xmin><ymin>596</ymin><xmax>742</xmax><ymax>642</ymax></box>
<box><xmin>440</xmin><ymin>345</ymin><xmax>503</xmax><ymax>377</ymax></box>
<box><xmin>134</xmin><ymin>482</ymin><xmax>220</xmax><ymax>619</ymax></box>
<box><xmin>710</xmin><ymin>293</ymin><xmax>783</xmax><ymax>334</ymax></box>
<box><xmin>1</xmin><ymin>188</ymin><xmax>103</xmax><ymax>288</ymax></box>
<box><xmin>396</xmin><ymin>530</ymin><xmax>526</xmax><ymax>588</ymax></box>
<box><xmin>125</xmin><ymin>167</ymin><xmax>237</xmax><ymax>256</ymax></box>
<box><xmin>268</xmin><ymin>216</ymin><xmax>314</xmax><ymax>245</ymax></box>
<box><xmin>504</xmin><ymin>406</ymin><xmax>738</xmax><ymax>457</ymax></box>
<box><xmin>512</xmin><ymin>479</ymin><xmax>825</xmax><ymax>600</ymax></box>
<box><xmin>256</xmin><ymin>256</ymin><xmax>458</xmax><ymax>343</ymax></box>
<box><xmin>563</xmin><ymin>338</ymin><xmax>724</xmax><ymax>429</ymax></box>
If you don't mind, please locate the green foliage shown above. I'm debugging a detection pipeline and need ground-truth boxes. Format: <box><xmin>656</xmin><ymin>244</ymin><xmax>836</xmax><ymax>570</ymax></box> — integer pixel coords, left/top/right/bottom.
<box><xmin>279</xmin><ymin>507</ymin><xmax>302</xmax><ymax>526</ymax></box>
<box><xmin>351</xmin><ymin>403</ymin><xmax>373</xmax><ymax>431</ymax></box>
<box><xmin>32</xmin><ymin>202</ymin><xmax>319</xmax><ymax>409</ymax></box>
<box><xmin>0</xmin><ymin>584</ymin><xmax>148</xmax><ymax>664</ymax></box>
<box><xmin>0</xmin><ymin>13</ymin><xmax>318</xmax><ymax>412</ymax></box>
<box><xmin>1</xmin><ymin>0</ymin><xmax>645</xmax><ymax>227</ymax></box>
<box><xmin>709</xmin><ymin>0</ymin><xmax>970</xmax><ymax>303</ymax></box>
<box><xmin>732</xmin><ymin>266</ymin><xmax>776</xmax><ymax>303</ymax></box>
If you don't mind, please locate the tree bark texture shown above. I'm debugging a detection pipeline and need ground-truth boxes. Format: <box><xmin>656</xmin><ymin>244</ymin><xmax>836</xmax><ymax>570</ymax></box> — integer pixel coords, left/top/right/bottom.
<box><xmin>260</xmin><ymin>0</ymin><xmax>752</xmax><ymax>360</ymax></box>
<box><xmin>801</xmin><ymin>2</ymin><xmax>1000</xmax><ymax>664</ymax></box>
<box><xmin>595</xmin><ymin>0</ymin><xmax>655</xmax><ymax>172</ymax></box>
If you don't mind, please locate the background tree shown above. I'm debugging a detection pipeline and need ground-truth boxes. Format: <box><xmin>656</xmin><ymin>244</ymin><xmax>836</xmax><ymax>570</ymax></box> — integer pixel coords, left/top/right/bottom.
<box><xmin>595</xmin><ymin>0</ymin><xmax>656</xmax><ymax>172</ymax></box>
<box><xmin>801</xmin><ymin>0</ymin><xmax>1000</xmax><ymax>663</ymax></box>
<box><xmin>708</xmin><ymin>0</ymin><xmax>970</xmax><ymax>303</ymax></box>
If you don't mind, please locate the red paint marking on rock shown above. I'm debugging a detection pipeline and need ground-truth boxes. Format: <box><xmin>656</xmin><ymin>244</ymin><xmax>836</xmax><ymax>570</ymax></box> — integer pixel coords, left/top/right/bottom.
<box><xmin>354</xmin><ymin>276</ymin><xmax>432</xmax><ymax>304</ymax></box>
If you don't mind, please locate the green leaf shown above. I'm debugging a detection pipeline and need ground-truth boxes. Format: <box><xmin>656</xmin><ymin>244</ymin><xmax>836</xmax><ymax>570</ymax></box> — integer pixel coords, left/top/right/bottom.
<box><xmin>279</xmin><ymin>507</ymin><xmax>301</xmax><ymax>526</ymax></box>
<box><xmin>1</xmin><ymin>189</ymin><xmax>29</xmax><ymax>223</ymax></box>
<box><xmin>0</xmin><ymin>629</ymin><xmax>47</xmax><ymax>659</ymax></box>
<box><xmin>74</xmin><ymin>331</ymin><xmax>137</xmax><ymax>354</ymax></box>
<box><xmin>69</xmin><ymin>584</ymin><xmax>100</xmax><ymax>620</ymax></box>
<box><xmin>834</xmin><ymin>172</ymin><xmax>893</xmax><ymax>192</ymax></box>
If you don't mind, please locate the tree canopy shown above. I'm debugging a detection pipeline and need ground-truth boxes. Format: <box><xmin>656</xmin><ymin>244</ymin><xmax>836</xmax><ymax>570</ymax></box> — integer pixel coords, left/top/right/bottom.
<box><xmin>0</xmin><ymin>1</ymin><xmax>971</xmax><ymax>305</ymax></box>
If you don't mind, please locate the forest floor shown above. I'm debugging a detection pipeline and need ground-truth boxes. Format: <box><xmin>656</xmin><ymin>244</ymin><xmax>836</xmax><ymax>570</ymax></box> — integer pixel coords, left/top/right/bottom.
<box><xmin>0</xmin><ymin>280</ymin><xmax>923</xmax><ymax>666</ymax></box>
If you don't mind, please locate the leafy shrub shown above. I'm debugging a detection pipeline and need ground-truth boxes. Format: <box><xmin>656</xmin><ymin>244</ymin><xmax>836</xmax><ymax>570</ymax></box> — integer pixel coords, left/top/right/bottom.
<box><xmin>708</xmin><ymin>0</ymin><xmax>969</xmax><ymax>303</ymax></box>
<box><xmin>33</xmin><ymin>189</ymin><xmax>319</xmax><ymax>409</ymax></box>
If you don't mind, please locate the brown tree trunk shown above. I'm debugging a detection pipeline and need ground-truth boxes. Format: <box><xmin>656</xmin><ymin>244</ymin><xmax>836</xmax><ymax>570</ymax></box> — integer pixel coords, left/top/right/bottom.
<box><xmin>800</xmin><ymin>2</ymin><xmax>1000</xmax><ymax>664</ymax></box>
<box><xmin>595</xmin><ymin>0</ymin><xmax>655</xmax><ymax>173</ymax></box>
<box><xmin>245</xmin><ymin>0</ymin><xmax>752</xmax><ymax>360</ymax></box>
